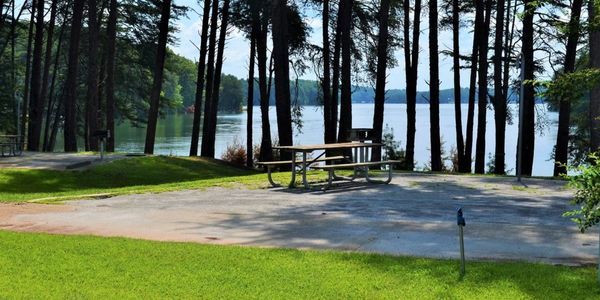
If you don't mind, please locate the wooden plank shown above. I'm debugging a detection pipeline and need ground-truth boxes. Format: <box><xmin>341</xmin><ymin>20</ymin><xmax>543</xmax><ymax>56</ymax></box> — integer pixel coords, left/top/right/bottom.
<box><xmin>273</xmin><ymin>142</ymin><xmax>382</xmax><ymax>152</ymax></box>
<box><xmin>256</xmin><ymin>156</ymin><xmax>347</xmax><ymax>166</ymax></box>
<box><xmin>312</xmin><ymin>160</ymin><xmax>403</xmax><ymax>169</ymax></box>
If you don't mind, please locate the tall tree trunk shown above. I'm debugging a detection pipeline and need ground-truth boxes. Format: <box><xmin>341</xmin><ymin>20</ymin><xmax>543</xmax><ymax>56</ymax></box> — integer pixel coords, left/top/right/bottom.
<box><xmin>21</xmin><ymin>0</ymin><xmax>36</xmax><ymax>146</ymax></box>
<box><xmin>190</xmin><ymin>0</ymin><xmax>211</xmax><ymax>156</ymax></box>
<box><xmin>43</xmin><ymin>12</ymin><xmax>64</xmax><ymax>152</ymax></box>
<box><xmin>203</xmin><ymin>0</ymin><xmax>230</xmax><ymax>158</ymax></box>
<box><xmin>40</xmin><ymin>0</ymin><xmax>58</xmax><ymax>152</ymax></box>
<box><xmin>553</xmin><ymin>0</ymin><xmax>583</xmax><ymax>176</ymax></box>
<box><xmin>403</xmin><ymin>0</ymin><xmax>422</xmax><ymax>170</ymax></box>
<box><xmin>105</xmin><ymin>0</ymin><xmax>117</xmax><ymax>152</ymax></box>
<box><xmin>257</xmin><ymin>13</ymin><xmax>273</xmax><ymax>162</ymax></box>
<box><xmin>246</xmin><ymin>29</ymin><xmax>256</xmax><ymax>168</ymax></box>
<box><xmin>429</xmin><ymin>0</ymin><xmax>442</xmax><ymax>171</ymax></box>
<box><xmin>337</xmin><ymin>0</ymin><xmax>353</xmax><ymax>144</ymax></box>
<box><xmin>492</xmin><ymin>0</ymin><xmax>507</xmax><ymax>174</ymax></box>
<box><xmin>200</xmin><ymin>0</ymin><xmax>219</xmax><ymax>157</ymax></box>
<box><xmin>27</xmin><ymin>0</ymin><xmax>44</xmax><ymax>151</ymax></box>
<box><xmin>143</xmin><ymin>0</ymin><xmax>172</xmax><ymax>154</ymax></box>
<box><xmin>589</xmin><ymin>0</ymin><xmax>600</xmax><ymax>152</ymax></box>
<box><xmin>464</xmin><ymin>0</ymin><xmax>483</xmax><ymax>173</ymax></box>
<box><xmin>330</xmin><ymin>0</ymin><xmax>343</xmax><ymax>143</ymax></box>
<box><xmin>371</xmin><ymin>0</ymin><xmax>391</xmax><ymax>162</ymax></box>
<box><xmin>63</xmin><ymin>0</ymin><xmax>86</xmax><ymax>152</ymax></box>
<box><xmin>322</xmin><ymin>0</ymin><xmax>333</xmax><ymax>145</ymax></box>
<box><xmin>474</xmin><ymin>0</ymin><xmax>492</xmax><ymax>174</ymax></box>
<box><xmin>452</xmin><ymin>0</ymin><xmax>466</xmax><ymax>172</ymax></box>
<box><xmin>272</xmin><ymin>0</ymin><xmax>293</xmax><ymax>162</ymax></box>
<box><xmin>517</xmin><ymin>0</ymin><xmax>536</xmax><ymax>176</ymax></box>
<box><xmin>86</xmin><ymin>0</ymin><xmax>101</xmax><ymax>151</ymax></box>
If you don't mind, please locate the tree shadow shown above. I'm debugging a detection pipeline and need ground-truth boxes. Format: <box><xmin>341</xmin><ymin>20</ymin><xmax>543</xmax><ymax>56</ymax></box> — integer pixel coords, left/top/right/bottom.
<box><xmin>163</xmin><ymin>173</ymin><xmax>598</xmax><ymax>297</ymax></box>
<box><xmin>0</xmin><ymin>156</ymin><xmax>257</xmax><ymax>195</ymax></box>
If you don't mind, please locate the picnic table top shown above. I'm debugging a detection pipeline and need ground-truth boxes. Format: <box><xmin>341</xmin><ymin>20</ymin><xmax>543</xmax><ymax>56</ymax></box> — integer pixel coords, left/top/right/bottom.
<box><xmin>273</xmin><ymin>142</ymin><xmax>382</xmax><ymax>152</ymax></box>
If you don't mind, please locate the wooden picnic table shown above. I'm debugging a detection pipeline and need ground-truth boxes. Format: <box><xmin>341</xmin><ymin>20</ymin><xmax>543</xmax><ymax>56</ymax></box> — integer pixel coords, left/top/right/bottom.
<box><xmin>273</xmin><ymin>142</ymin><xmax>382</xmax><ymax>188</ymax></box>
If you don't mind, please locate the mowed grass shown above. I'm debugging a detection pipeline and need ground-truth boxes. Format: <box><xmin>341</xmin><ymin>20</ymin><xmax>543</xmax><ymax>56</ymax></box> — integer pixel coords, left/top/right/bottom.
<box><xmin>0</xmin><ymin>156</ymin><xmax>330</xmax><ymax>202</ymax></box>
<box><xmin>0</xmin><ymin>230</ymin><xmax>597</xmax><ymax>299</ymax></box>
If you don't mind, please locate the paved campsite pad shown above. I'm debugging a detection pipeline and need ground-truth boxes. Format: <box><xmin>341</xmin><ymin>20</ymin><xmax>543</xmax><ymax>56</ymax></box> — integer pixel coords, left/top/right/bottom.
<box><xmin>0</xmin><ymin>173</ymin><xmax>596</xmax><ymax>265</ymax></box>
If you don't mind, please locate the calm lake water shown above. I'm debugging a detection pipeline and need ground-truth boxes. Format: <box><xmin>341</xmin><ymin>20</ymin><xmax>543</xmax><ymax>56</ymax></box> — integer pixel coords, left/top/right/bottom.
<box><xmin>103</xmin><ymin>103</ymin><xmax>557</xmax><ymax>176</ymax></box>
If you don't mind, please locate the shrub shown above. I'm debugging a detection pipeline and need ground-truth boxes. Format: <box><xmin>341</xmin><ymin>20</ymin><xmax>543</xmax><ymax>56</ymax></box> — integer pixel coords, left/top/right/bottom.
<box><xmin>221</xmin><ymin>138</ymin><xmax>247</xmax><ymax>167</ymax></box>
<box><xmin>563</xmin><ymin>153</ymin><xmax>600</xmax><ymax>232</ymax></box>
<box><xmin>382</xmin><ymin>125</ymin><xmax>405</xmax><ymax>165</ymax></box>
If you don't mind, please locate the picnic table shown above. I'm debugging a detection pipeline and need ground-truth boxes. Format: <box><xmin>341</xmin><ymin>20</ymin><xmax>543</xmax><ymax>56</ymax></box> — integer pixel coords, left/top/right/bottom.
<box><xmin>0</xmin><ymin>135</ymin><xmax>23</xmax><ymax>157</ymax></box>
<box><xmin>271</xmin><ymin>142</ymin><xmax>398</xmax><ymax>188</ymax></box>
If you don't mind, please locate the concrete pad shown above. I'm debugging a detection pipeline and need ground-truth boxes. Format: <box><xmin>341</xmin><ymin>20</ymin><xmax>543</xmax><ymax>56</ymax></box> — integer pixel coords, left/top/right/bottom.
<box><xmin>0</xmin><ymin>173</ymin><xmax>596</xmax><ymax>265</ymax></box>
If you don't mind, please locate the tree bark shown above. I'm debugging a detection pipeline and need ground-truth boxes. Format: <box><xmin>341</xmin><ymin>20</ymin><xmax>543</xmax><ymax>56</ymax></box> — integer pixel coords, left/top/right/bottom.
<box><xmin>203</xmin><ymin>0</ymin><xmax>230</xmax><ymax>158</ymax></box>
<box><xmin>63</xmin><ymin>0</ymin><xmax>86</xmax><ymax>152</ymax></box>
<box><xmin>43</xmin><ymin>7</ymin><xmax>63</xmax><ymax>152</ymax></box>
<box><xmin>27</xmin><ymin>0</ymin><xmax>44</xmax><ymax>151</ymax></box>
<box><xmin>41</xmin><ymin>0</ymin><xmax>58</xmax><ymax>152</ymax></box>
<box><xmin>257</xmin><ymin>11</ymin><xmax>273</xmax><ymax>162</ymax></box>
<box><xmin>143</xmin><ymin>0</ymin><xmax>172</xmax><ymax>154</ymax></box>
<box><xmin>105</xmin><ymin>0</ymin><xmax>117</xmax><ymax>152</ymax></box>
<box><xmin>246</xmin><ymin>28</ymin><xmax>256</xmax><ymax>168</ymax></box>
<box><xmin>464</xmin><ymin>0</ymin><xmax>483</xmax><ymax>173</ymax></box>
<box><xmin>429</xmin><ymin>0</ymin><xmax>442</xmax><ymax>171</ymax></box>
<box><xmin>403</xmin><ymin>0</ymin><xmax>422</xmax><ymax>170</ymax></box>
<box><xmin>553</xmin><ymin>0</ymin><xmax>583</xmax><ymax>176</ymax></box>
<box><xmin>86</xmin><ymin>0</ymin><xmax>101</xmax><ymax>151</ymax></box>
<box><xmin>271</xmin><ymin>0</ymin><xmax>293</xmax><ymax>162</ymax></box>
<box><xmin>200</xmin><ymin>0</ymin><xmax>220</xmax><ymax>157</ymax></box>
<box><xmin>330</xmin><ymin>0</ymin><xmax>343</xmax><ymax>144</ymax></box>
<box><xmin>492</xmin><ymin>0</ymin><xmax>506</xmax><ymax>174</ymax></box>
<box><xmin>452</xmin><ymin>0</ymin><xmax>466</xmax><ymax>172</ymax></box>
<box><xmin>21</xmin><ymin>0</ymin><xmax>36</xmax><ymax>146</ymax></box>
<box><xmin>337</xmin><ymin>0</ymin><xmax>353</xmax><ymax>144</ymax></box>
<box><xmin>517</xmin><ymin>0</ymin><xmax>536</xmax><ymax>176</ymax></box>
<box><xmin>474</xmin><ymin>0</ymin><xmax>492</xmax><ymax>174</ymax></box>
<box><xmin>371</xmin><ymin>0</ymin><xmax>391</xmax><ymax>162</ymax></box>
<box><xmin>322</xmin><ymin>0</ymin><xmax>333</xmax><ymax>146</ymax></box>
<box><xmin>590</xmin><ymin>0</ymin><xmax>600</xmax><ymax>152</ymax></box>
<box><xmin>190</xmin><ymin>0</ymin><xmax>212</xmax><ymax>156</ymax></box>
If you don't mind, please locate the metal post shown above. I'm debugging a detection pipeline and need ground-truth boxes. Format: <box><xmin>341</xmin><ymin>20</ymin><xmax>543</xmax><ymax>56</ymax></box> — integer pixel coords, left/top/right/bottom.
<box><xmin>100</xmin><ymin>139</ymin><xmax>105</xmax><ymax>160</ymax></box>
<box><xmin>457</xmin><ymin>207</ymin><xmax>466</xmax><ymax>277</ymax></box>
<box><xmin>459</xmin><ymin>225</ymin><xmax>465</xmax><ymax>276</ymax></box>
<box><xmin>517</xmin><ymin>55</ymin><xmax>525</xmax><ymax>182</ymax></box>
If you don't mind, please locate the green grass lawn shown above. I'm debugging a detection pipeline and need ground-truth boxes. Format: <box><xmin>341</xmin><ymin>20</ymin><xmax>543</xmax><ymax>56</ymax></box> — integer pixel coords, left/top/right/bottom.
<box><xmin>0</xmin><ymin>230</ymin><xmax>597</xmax><ymax>299</ymax></box>
<box><xmin>0</xmin><ymin>156</ymin><xmax>331</xmax><ymax>203</ymax></box>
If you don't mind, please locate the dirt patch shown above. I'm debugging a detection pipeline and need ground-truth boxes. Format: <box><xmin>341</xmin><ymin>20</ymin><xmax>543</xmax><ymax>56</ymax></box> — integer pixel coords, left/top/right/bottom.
<box><xmin>0</xmin><ymin>203</ymin><xmax>74</xmax><ymax>222</ymax></box>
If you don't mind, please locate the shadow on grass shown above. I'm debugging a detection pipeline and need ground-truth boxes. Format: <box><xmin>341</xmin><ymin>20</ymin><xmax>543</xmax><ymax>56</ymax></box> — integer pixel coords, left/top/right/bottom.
<box><xmin>0</xmin><ymin>156</ymin><xmax>257</xmax><ymax>195</ymax></box>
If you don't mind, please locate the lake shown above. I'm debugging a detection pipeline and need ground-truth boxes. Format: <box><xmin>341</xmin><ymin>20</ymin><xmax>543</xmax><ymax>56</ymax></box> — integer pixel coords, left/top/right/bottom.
<box><xmin>102</xmin><ymin>103</ymin><xmax>558</xmax><ymax>176</ymax></box>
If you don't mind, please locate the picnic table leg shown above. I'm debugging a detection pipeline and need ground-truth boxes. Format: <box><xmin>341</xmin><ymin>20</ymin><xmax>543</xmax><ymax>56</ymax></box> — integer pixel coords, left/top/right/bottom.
<box><xmin>365</xmin><ymin>164</ymin><xmax>393</xmax><ymax>184</ymax></box>
<box><xmin>302</xmin><ymin>152</ymin><xmax>309</xmax><ymax>189</ymax></box>
<box><xmin>266</xmin><ymin>166</ymin><xmax>281</xmax><ymax>187</ymax></box>
<box><xmin>289</xmin><ymin>150</ymin><xmax>297</xmax><ymax>188</ymax></box>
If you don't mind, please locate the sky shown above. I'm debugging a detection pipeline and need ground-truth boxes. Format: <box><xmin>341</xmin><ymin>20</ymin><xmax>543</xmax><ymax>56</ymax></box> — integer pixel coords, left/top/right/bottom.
<box><xmin>172</xmin><ymin>1</ymin><xmax>492</xmax><ymax>93</ymax></box>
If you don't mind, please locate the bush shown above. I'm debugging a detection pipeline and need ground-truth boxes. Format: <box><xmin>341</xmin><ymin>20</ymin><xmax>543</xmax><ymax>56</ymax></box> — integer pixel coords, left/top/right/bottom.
<box><xmin>382</xmin><ymin>125</ymin><xmax>405</xmax><ymax>164</ymax></box>
<box><xmin>563</xmin><ymin>153</ymin><xmax>600</xmax><ymax>232</ymax></box>
<box><xmin>221</xmin><ymin>138</ymin><xmax>247</xmax><ymax>168</ymax></box>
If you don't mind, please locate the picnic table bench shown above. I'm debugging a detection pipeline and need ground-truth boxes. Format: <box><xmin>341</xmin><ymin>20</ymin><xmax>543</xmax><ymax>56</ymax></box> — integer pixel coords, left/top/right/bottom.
<box><xmin>0</xmin><ymin>135</ymin><xmax>22</xmax><ymax>157</ymax></box>
<box><xmin>312</xmin><ymin>160</ymin><xmax>403</xmax><ymax>188</ymax></box>
<box><xmin>256</xmin><ymin>155</ymin><xmax>347</xmax><ymax>187</ymax></box>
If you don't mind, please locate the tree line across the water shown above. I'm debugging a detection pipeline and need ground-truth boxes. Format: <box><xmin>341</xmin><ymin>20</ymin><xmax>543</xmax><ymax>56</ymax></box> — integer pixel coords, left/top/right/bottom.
<box><xmin>1</xmin><ymin>0</ymin><xmax>600</xmax><ymax>178</ymax></box>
